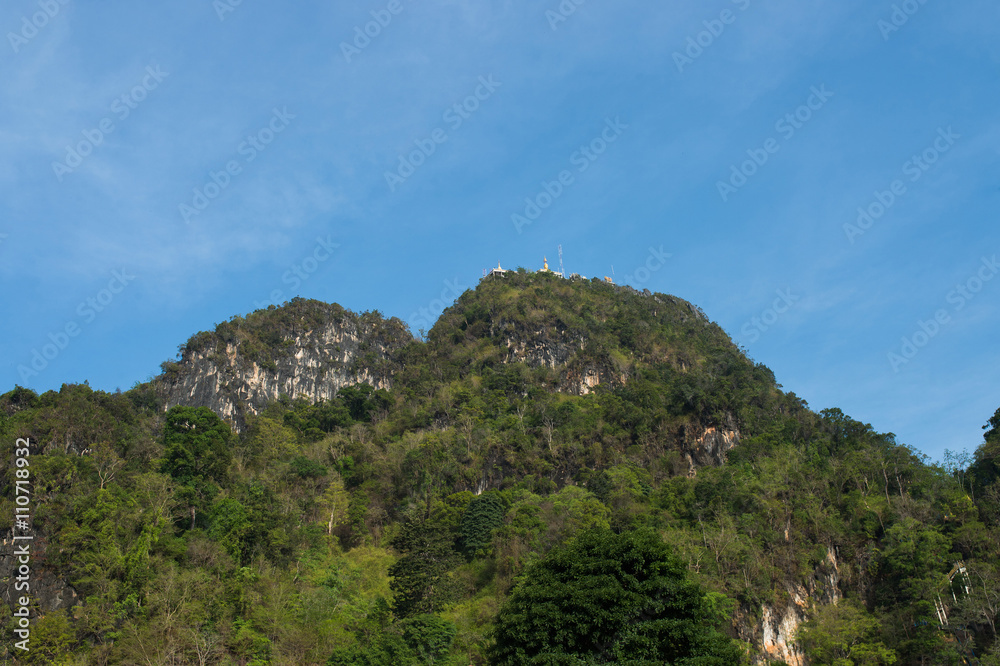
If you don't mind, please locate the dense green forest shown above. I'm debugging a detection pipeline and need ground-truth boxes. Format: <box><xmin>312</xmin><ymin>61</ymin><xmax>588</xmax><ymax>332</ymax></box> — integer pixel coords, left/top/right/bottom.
<box><xmin>2</xmin><ymin>271</ymin><xmax>999</xmax><ymax>664</ymax></box>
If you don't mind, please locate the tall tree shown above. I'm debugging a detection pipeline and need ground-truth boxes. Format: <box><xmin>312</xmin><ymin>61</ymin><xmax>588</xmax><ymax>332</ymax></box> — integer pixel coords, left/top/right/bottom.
<box><xmin>973</xmin><ymin>407</ymin><xmax>1000</xmax><ymax>523</ymax></box>
<box><xmin>159</xmin><ymin>406</ymin><xmax>233</xmax><ymax>528</ymax></box>
<box><xmin>487</xmin><ymin>527</ymin><xmax>744</xmax><ymax>665</ymax></box>
<box><xmin>460</xmin><ymin>491</ymin><xmax>506</xmax><ymax>558</ymax></box>
<box><xmin>389</xmin><ymin>514</ymin><xmax>462</xmax><ymax>618</ymax></box>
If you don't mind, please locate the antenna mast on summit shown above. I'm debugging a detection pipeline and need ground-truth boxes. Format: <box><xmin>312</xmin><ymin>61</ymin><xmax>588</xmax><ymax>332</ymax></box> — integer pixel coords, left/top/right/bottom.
<box><xmin>558</xmin><ymin>245</ymin><xmax>565</xmax><ymax>277</ymax></box>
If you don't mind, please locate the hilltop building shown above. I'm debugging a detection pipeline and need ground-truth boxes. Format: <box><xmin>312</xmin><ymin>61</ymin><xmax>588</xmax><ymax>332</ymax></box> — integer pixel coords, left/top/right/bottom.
<box><xmin>483</xmin><ymin>253</ymin><xmax>624</xmax><ymax>283</ymax></box>
<box><xmin>539</xmin><ymin>256</ymin><xmax>563</xmax><ymax>277</ymax></box>
<box><xmin>484</xmin><ymin>262</ymin><xmax>509</xmax><ymax>279</ymax></box>
<box><xmin>484</xmin><ymin>257</ymin><xmax>567</xmax><ymax>280</ymax></box>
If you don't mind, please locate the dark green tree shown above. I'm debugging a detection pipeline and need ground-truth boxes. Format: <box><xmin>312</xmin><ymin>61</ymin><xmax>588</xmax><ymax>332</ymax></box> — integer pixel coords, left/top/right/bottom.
<box><xmin>338</xmin><ymin>384</ymin><xmax>392</xmax><ymax>422</ymax></box>
<box><xmin>326</xmin><ymin>600</ymin><xmax>455</xmax><ymax>664</ymax></box>
<box><xmin>327</xmin><ymin>634</ymin><xmax>414</xmax><ymax>666</ymax></box>
<box><xmin>487</xmin><ymin>527</ymin><xmax>744</xmax><ymax>665</ymax></box>
<box><xmin>461</xmin><ymin>491</ymin><xmax>506</xmax><ymax>558</ymax></box>
<box><xmin>389</xmin><ymin>515</ymin><xmax>462</xmax><ymax>618</ymax></box>
<box><xmin>975</xmin><ymin>408</ymin><xmax>1000</xmax><ymax>480</ymax></box>
<box><xmin>159</xmin><ymin>406</ymin><xmax>233</xmax><ymax>528</ymax></box>
<box><xmin>399</xmin><ymin>614</ymin><xmax>457</xmax><ymax>664</ymax></box>
<box><xmin>973</xmin><ymin>407</ymin><xmax>1000</xmax><ymax>524</ymax></box>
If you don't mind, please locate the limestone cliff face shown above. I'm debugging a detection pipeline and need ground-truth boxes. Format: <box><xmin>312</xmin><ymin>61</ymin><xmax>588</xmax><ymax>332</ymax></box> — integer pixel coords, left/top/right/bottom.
<box><xmin>490</xmin><ymin>286</ymin><xmax>710</xmax><ymax>398</ymax></box>
<box><xmin>683</xmin><ymin>423</ymin><xmax>741</xmax><ymax>474</ymax></box>
<box><xmin>498</xmin><ymin>328</ymin><xmax>743</xmax><ymax>470</ymax></box>
<box><xmin>156</xmin><ymin>303</ymin><xmax>412</xmax><ymax>430</ymax></box>
<box><xmin>502</xmin><ymin>331</ymin><xmax>627</xmax><ymax>397</ymax></box>
<box><xmin>736</xmin><ymin>547</ymin><xmax>843</xmax><ymax>665</ymax></box>
<box><xmin>473</xmin><ymin>285</ymin><xmax>743</xmax><ymax>471</ymax></box>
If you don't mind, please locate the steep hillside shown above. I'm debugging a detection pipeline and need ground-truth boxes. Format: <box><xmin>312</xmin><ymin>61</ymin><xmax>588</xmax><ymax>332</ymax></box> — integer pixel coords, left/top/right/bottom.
<box><xmin>401</xmin><ymin>270</ymin><xmax>788</xmax><ymax>475</ymax></box>
<box><xmin>2</xmin><ymin>273</ymin><xmax>998</xmax><ymax>665</ymax></box>
<box><xmin>426</xmin><ymin>271</ymin><xmax>720</xmax><ymax>391</ymax></box>
<box><xmin>158</xmin><ymin>273</ymin><xmax>779</xmax><ymax>471</ymax></box>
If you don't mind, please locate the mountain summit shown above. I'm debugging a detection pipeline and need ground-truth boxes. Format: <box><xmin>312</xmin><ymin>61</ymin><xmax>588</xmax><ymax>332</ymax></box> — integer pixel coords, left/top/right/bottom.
<box><xmin>2</xmin><ymin>269</ymin><xmax>997</xmax><ymax>665</ymax></box>
<box><xmin>156</xmin><ymin>270</ymin><xmax>780</xmax><ymax>471</ymax></box>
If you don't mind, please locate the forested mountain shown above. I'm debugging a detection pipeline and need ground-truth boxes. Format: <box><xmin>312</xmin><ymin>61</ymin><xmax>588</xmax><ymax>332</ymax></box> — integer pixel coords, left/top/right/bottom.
<box><xmin>2</xmin><ymin>269</ymin><xmax>998</xmax><ymax>665</ymax></box>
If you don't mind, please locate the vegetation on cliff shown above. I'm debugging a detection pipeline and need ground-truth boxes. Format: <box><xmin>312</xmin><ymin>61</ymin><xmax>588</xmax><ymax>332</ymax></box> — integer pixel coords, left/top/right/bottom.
<box><xmin>1</xmin><ymin>274</ymin><xmax>998</xmax><ymax>664</ymax></box>
<box><xmin>165</xmin><ymin>298</ymin><xmax>411</xmax><ymax>374</ymax></box>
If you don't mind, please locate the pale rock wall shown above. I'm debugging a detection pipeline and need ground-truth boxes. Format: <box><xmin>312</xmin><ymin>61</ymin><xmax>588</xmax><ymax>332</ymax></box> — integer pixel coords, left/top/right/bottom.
<box><xmin>159</xmin><ymin>319</ymin><xmax>409</xmax><ymax>430</ymax></box>
<box><xmin>684</xmin><ymin>425</ymin><xmax>741</xmax><ymax>473</ymax></box>
<box><xmin>743</xmin><ymin>547</ymin><xmax>842</xmax><ymax>665</ymax></box>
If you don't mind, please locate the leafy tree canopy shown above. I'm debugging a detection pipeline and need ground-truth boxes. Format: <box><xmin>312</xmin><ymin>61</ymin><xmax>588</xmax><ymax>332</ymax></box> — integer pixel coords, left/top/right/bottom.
<box><xmin>487</xmin><ymin>527</ymin><xmax>745</xmax><ymax>665</ymax></box>
<box><xmin>160</xmin><ymin>405</ymin><xmax>233</xmax><ymax>485</ymax></box>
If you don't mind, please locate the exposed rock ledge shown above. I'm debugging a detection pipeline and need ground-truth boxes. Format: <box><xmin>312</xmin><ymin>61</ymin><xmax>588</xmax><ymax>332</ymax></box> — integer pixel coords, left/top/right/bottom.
<box><xmin>737</xmin><ymin>547</ymin><xmax>842</xmax><ymax>665</ymax></box>
<box><xmin>157</xmin><ymin>315</ymin><xmax>411</xmax><ymax>431</ymax></box>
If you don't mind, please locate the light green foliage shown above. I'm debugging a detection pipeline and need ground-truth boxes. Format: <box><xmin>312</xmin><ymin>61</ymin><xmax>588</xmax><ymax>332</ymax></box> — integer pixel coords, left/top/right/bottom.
<box><xmin>210</xmin><ymin>496</ymin><xmax>254</xmax><ymax>564</ymax></box>
<box><xmin>319</xmin><ymin>472</ymin><xmax>350</xmax><ymax>536</ymax></box>
<box><xmin>542</xmin><ymin>485</ymin><xmax>611</xmax><ymax>542</ymax></box>
<box><xmin>328</xmin><ymin>632</ymin><xmax>413</xmax><ymax>666</ymax></box>
<box><xmin>798</xmin><ymin>600</ymin><xmax>897</xmax><ymax>665</ymax></box>
<box><xmin>241</xmin><ymin>416</ymin><xmax>298</xmax><ymax>466</ymax></box>
<box><xmin>491</xmin><ymin>486</ymin><xmax>611</xmax><ymax>588</ymax></box>
<box><xmin>875</xmin><ymin>518</ymin><xmax>951</xmax><ymax>610</ymax></box>
<box><xmin>230</xmin><ymin>618</ymin><xmax>273</xmax><ymax>665</ymax></box>
<box><xmin>588</xmin><ymin>463</ymin><xmax>652</xmax><ymax>528</ymax></box>
<box><xmin>17</xmin><ymin>610</ymin><xmax>75</xmax><ymax>665</ymax></box>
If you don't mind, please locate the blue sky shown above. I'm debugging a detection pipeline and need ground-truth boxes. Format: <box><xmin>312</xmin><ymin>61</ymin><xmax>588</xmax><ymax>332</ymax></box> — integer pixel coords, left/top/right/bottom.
<box><xmin>2</xmin><ymin>0</ymin><xmax>998</xmax><ymax>463</ymax></box>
